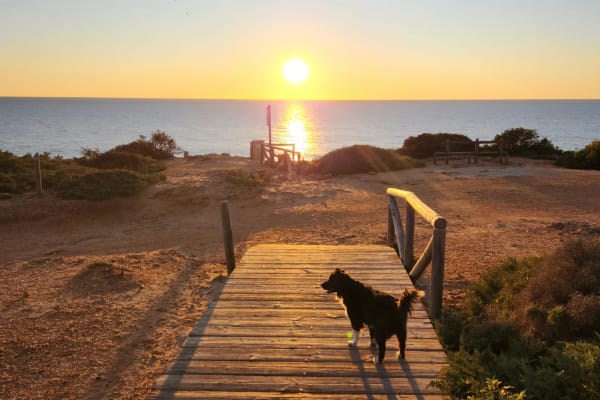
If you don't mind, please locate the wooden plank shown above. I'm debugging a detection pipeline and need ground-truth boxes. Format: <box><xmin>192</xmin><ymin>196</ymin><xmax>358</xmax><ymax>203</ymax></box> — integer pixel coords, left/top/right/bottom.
<box><xmin>152</xmin><ymin>244</ymin><xmax>447</xmax><ymax>399</ymax></box>
<box><xmin>174</xmin><ymin>347</ymin><xmax>448</xmax><ymax>363</ymax></box>
<box><xmin>162</xmin><ymin>360</ymin><xmax>446</xmax><ymax>377</ymax></box>
<box><xmin>153</xmin><ymin>374</ymin><xmax>441</xmax><ymax>394</ymax></box>
<box><xmin>149</xmin><ymin>391</ymin><xmax>447</xmax><ymax>399</ymax></box>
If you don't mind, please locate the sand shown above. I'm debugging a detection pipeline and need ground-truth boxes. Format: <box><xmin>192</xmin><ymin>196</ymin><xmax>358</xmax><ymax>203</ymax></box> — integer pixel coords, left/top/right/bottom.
<box><xmin>1</xmin><ymin>155</ymin><xmax>599</xmax><ymax>399</ymax></box>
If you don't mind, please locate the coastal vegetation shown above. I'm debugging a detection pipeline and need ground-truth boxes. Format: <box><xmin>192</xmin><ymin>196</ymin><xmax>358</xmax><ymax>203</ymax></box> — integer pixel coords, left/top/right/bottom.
<box><xmin>433</xmin><ymin>238</ymin><xmax>600</xmax><ymax>399</ymax></box>
<box><xmin>400</xmin><ymin>133</ymin><xmax>474</xmax><ymax>159</ymax></box>
<box><xmin>493</xmin><ymin>127</ymin><xmax>560</xmax><ymax>158</ymax></box>
<box><xmin>556</xmin><ymin>140</ymin><xmax>600</xmax><ymax>170</ymax></box>
<box><xmin>299</xmin><ymin>144</ymin><xmax>424</xmax><ymax>175</ymax></box>
<box><xmin>0</xmin><ymin>131</ymin><xmax>177</xmax><ymax>200</ymax></box>
<box><xmin>1</xmin><ymin>129</ymin><xmax>598</xmax><ymax>199</ymax></box>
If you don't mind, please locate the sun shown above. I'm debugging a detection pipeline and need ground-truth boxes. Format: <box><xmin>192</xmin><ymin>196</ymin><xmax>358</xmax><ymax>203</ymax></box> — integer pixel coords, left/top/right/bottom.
<box><xmin>283</xmin><ymin>58</ymin><xmax>309</xmax><ymax>85</ymax></box>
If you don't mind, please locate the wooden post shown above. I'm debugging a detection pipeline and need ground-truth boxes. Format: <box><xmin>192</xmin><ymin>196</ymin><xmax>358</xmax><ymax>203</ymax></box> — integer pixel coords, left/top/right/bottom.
<box><xmin>387</xmin><ymin>196</ymin><xmax>406</xmax><ymax>264</ymax></box>
<box><xmin>33</xmin><ymin>156</ymin><xmax>42</xmax><ymax>196</ymax></box>
<box><xmin>445</xmin><ymin>140</ymin><xmax>449</xmax><ymax>165</ymax></box>
<box><xmin>386</xmin><ymin>206</ymin><xmax>394</xmax><ymax>246</ymax></box>
<box><xmin>430</xmin><ymin>220</ymin><xmax>446</xmax><ymax>320</ymax></box>
<box><xmin>220</xmin><ymin>201</ymin><xmax>235</xmax><ymax>275</ymax></box>
<box><xmin>404</xmin><ymin>204</ymin><xmax>415</xmax><ymax>268</ymax></box>
<box><xmin>474</xmin><ymin>138</ymin><xmax>479</xmax><ymax>164</ymax></box>
<box><xmin>267</xmin><ymin>105</ymin><xmax>274</xmax><ymax>167</ymax></box>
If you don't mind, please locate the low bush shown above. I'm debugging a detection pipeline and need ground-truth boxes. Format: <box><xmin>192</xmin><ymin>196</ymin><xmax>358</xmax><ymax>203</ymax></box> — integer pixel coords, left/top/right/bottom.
<box><xmin>0</xmin><ymin>131</ymin><xmax>177</xmax><ymax>199</ymax></box>
<box><xmin>494</xmin><ymin>127</ymin><xmax>560</xmax><ymax>158</ymax></box>
<box><xmin>53</xmin><ymin>168</ymin><xmax>163</xmax><ymax>200</ymax></box>
<box><xmin>401</xmin><ymin>133</ymin><xmax>473</xmax><ymax>159</ymax></box>
<box><xmin>78</xmin><ymin>150</ymin><xmax>165</xmax><ymax>174</ymax></box>
<box><xmin>113</xmin><ymin>130</ymin><xmax>179</xmax><ymax>160</ymax></box>
<box><xmin>434</xmin><ymin>238</ymin><xmax>600</xmax><ymax>399</ymax></box>
<box><xmin>556</xmin><ymin>140</ymin><xmax>600</xmax><ymax>170</ymax></box>
<box><xmin>0</xmin><ymin>151</ymin><xmax>35</xmax><ymax>193</ymax></box>
<box><xmin>304</xmin><ymin>145</ymin><xmax>423</xmax><ymax>175</ymax></box>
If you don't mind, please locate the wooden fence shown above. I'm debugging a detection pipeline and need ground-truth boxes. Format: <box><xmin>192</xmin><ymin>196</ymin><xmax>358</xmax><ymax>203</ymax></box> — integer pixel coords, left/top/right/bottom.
<box><xmin>434</xmin><ymin>138</ymin><xmax>509</xmax><ymax>165</ymax></box>
<box><xmin>386</xmin><ymin>188</ymin><xmax>447</xmax><ymax>319</ymax></box>
<box><xmin>250</xmin><ymin>140</ymin><xmax>302</xmax><ymax>170</ymax></box>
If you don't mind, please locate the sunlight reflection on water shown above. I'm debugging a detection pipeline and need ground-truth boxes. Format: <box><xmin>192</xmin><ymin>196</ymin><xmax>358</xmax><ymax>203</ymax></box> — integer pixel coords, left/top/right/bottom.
<box><xmin>273</xmin><ymin>103</ymin><xmax>318</xmax><ymax>160</ymax></box>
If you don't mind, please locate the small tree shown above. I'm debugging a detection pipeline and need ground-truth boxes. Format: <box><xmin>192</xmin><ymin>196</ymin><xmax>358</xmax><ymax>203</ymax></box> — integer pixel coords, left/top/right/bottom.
<box><xmin>495</xmin><ymin>128</ymin><xmax>559</xmax><ymax>157</ymax></box>
<box><xmin>151</xmin><ymin>130</ymin><xmax>179</xmax><ymax>155</ymax></box>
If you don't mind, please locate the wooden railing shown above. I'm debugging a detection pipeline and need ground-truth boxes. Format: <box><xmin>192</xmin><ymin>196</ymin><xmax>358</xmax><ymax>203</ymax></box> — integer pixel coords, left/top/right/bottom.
<box><xmin>386</xmin><ymin>188</ymin><xmax>447</xmax><ymax>319</ymax></box>
<box><xmin>433</xmin><ymin>138</ymin><xmax>509</xmax><ymax>165</ymax></box>
<box><xmin>250</xmin><ymin>140</ymin><xmax>302</xmax><ymax>170</ymax></box>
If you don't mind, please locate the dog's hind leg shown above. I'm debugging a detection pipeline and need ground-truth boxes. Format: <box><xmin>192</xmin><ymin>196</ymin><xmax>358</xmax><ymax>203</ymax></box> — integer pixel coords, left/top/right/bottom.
<box><xmin>396</xmin><ymin>327</ymin><xmax>407</xmax><ymax>359</ymax></box>
<box><xmin>368</xmin><ymin>326</ymin><xmax>377</xmax><ymax>347</ymax></box>
<box><xmin>374</xmin><ymin>332</ymin><xmax>387</xmax><ymax>364</ymax></box>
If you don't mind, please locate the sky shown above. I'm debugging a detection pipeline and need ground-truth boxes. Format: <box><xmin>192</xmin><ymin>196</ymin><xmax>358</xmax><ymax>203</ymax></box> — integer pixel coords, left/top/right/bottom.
<box><xmin>1</xmin><ymin>0</ymin><xmax>599</xmax><ymax>100</ymax></box>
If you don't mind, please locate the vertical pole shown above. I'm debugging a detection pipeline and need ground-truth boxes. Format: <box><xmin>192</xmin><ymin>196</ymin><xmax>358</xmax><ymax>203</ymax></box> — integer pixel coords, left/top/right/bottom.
<box><xmin>445</xmin><ymin>140</ymin><xmax>449</xmax><ymax>165</ymax></box>
<box><xmin>474</xmin><ymin>138</ymin><xmax>479</xmax><ymax>164</ymax></box>
<box><xmin>266</xmin><ymin>105</ymin><xmax>273</xmax><ymax>167</ymax></box>
<box><xmin>430</xmin><ymin>222</ymin><xmax>446</xmax><ymax>319</ymax></box>
<box><xmin>386</xmin><ymin>202</ymin><xmax>394</xmax><ymax>246</ymax></box>
<box><xmin>33</xmin><ymin>156</ymin><xmax>42</xmax><ymax>196</ymax></box>
<box><xmin>404</xmin><ymin>204</ymin><xmax>415</xmax><ymax>268</ymax></box>
<box><xmin>220</xmin><ymin>200</ymin><xmax>235</xmax><ymax>275</ymax></box>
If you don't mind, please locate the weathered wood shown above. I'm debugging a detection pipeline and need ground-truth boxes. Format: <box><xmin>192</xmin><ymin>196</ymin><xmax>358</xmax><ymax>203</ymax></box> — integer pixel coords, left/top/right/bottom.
<box><xmin>152</xmin><ymin>245</ymin><xmax>446</xmax><ymax>399</ymax></box>
<box><xmin>149</xmin><ymin>392</ymin><xmax>447</xmax><ymax>400</ymax></box>
<box><xmin>220</xmin><ymin>200</ymin><xmax>235</xmax><ymax>274</ymax></box>
<box><xmin>387</xmin><ymin>195</ymin><xmax>405</xmax><ymax>262</ymax></box>
<box><xmin>404</xmin><ymin>204</ymin><xmax>415</xmax><ymax>267</ymax></box>
<box><xmin>408</xmin><ymin>236</ymin><xmax>433</xmax><ymax>280</ymax></box>
<box><xmin>430</xmin><ymin>227</ymin><xmax>446</xmax><ymax>319</ymax></box>
<box><xmin>386</xmin><ymin>189</ymin><xmax>445</xmax><ymax>229</ymax></box>
<box><xmin>33</xmin><ymin>156</ymin><xmax>42</xmax><ymax>195</ymax></box>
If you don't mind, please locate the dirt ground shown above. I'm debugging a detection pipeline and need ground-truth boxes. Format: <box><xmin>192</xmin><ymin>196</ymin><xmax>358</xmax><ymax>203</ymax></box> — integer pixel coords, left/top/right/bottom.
<box><xmin>1</xmin><ymin>155</ymin><xmax>599</xmax><ymax>399</ymax></box>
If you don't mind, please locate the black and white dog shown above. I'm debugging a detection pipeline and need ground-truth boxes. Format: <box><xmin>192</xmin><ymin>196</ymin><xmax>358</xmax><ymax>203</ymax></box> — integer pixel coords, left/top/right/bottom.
<box><xmin>321</xmin><ymin>268</ymin><xmax>422</xmax><ymax>364</ymax></box>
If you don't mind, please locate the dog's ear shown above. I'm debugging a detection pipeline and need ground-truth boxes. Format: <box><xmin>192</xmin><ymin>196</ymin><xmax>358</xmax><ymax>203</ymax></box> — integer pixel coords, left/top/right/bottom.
<box><xmin>334</xmin><ymin>268</ymin><xmax>345</xmax><ymax>274</ymax></box>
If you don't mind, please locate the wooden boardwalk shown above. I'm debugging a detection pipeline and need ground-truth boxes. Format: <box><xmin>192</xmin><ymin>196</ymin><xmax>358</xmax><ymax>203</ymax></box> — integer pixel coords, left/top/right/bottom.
<box><xmin>150</xmin><ymin>244</ymin><xmax>447</xmax><ymax>399</ymax></box>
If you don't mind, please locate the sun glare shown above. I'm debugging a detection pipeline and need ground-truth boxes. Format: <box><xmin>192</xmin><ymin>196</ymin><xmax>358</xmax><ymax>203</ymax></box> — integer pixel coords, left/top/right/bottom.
<box><xmin>283</xmin><ymin>58</ymin><xmax>309</xmax><ymax>85</ymax></box>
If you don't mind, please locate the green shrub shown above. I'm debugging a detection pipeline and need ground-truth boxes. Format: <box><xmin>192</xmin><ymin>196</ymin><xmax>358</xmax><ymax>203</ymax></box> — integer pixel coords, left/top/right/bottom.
<box><xmin>556</xmin><ymin>140</ymin><xmax>600</xmax><ymax>170</ymax></box>
<box><xmin>521</xmin><ymin>239</ymin><xmax>600</xmax><ymax>342</ymax></box>
<box><xmin>305</xmin><ymin>145</ymin><xmax>423</xmax><ymax>175</ymax></box>
<box><xmin>0</xmin><ymin>151</ymin><xmax>35</xmax><ymax>193</ymax></box>
<box><xmin>401</xmin><ymin>133</ymin><xmax>473</xmax><ymax>159</ymax></box>
<box><xmin>55</xmin><ymin>168</ymin><xmax>163</xmax><ymax>200</ymax></box>
<box><xmin>435</xmin><ymin>239</ymin><xmax>600</xmax><ymax>399</ymax></box>
<box><xmin>113</xmin><ymin>131</ymin><xmax>179</xmax><ymax>160</ymax></box>
<box><xmin>78</xmin><ymin>150</ymin><xmax>165</xmax><ymax>174</ymax></box>
<box><xmin>494</xmin><ymin>127</ymin><xmax>560</xmax><ymax>158</ymax></box>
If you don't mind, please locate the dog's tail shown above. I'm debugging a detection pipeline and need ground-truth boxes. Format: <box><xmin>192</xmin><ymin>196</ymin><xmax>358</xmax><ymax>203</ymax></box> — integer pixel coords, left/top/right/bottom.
<box><xmin>398</xmin><ymin>289</ymin><xmax>425</xmax><ymax>316</ymax></box>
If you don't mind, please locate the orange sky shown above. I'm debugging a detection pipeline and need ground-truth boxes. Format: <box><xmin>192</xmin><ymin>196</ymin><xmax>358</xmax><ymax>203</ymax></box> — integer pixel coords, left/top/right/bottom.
<box><xmin>1</xmin><ymin>1</ymin><xmax>599</xmax><ymax>100</ymax></box>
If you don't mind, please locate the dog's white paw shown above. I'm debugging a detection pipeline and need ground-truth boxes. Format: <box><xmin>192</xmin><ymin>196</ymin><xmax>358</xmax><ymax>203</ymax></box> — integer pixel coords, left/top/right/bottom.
<box><xmin>347</xmin><ymin>329</ymin><xmax>360</xmax><ymax>348</ymax></box>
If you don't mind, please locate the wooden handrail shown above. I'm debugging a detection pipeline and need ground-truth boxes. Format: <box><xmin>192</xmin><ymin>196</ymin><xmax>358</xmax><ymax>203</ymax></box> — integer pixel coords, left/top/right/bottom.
<box><xmin>386</xmin><ymin>188</ymin><xmax>446</xmax><ymax>319</ymax></box>
<box><xmin>386</xmin><ymin>188</ymin><xmax>446</xmax><ymax>229</ymax></box>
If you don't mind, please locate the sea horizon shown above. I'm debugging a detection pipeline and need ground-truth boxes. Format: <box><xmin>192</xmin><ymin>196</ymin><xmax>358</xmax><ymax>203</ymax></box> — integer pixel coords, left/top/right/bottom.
<box><xmin>1</xmin><ymin>98</ymin><xmax>598</xmax><ymax>160</ymax></box>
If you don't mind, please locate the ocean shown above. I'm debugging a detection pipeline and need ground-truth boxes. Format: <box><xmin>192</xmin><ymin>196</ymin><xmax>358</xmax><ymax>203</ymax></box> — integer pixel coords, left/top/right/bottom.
<box><xmin>1</xmin><ymin>98</ymin><xmax>599</xmax><ymax>160</ymax></box>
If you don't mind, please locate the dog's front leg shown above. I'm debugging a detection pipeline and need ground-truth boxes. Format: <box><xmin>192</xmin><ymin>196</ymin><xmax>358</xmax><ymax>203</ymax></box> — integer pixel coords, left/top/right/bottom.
<box><xmin>348</xmin><ymin>329</ymin><xmax>360</xmax><ymax>347</ymax></box>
